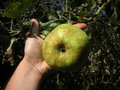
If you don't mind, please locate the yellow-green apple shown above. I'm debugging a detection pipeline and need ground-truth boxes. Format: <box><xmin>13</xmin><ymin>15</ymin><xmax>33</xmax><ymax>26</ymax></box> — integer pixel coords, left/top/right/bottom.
<box><xmin>42</xmin><ymin>24</ymin><xmax>89</xmax><ymax>70</ymax></box>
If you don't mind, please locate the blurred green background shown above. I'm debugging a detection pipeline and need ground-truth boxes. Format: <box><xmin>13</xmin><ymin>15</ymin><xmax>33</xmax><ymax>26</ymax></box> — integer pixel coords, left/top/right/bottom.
<box><xmin>0</xmin><ymin>0</ymin><xmax>120</xmax><ymax>89</ymax></box>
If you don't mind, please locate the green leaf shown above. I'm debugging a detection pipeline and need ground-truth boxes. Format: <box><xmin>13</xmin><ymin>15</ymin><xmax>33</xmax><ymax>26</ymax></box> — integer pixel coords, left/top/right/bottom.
<box><xmin>2</xmin><ymin>0</ymin><xmax>37</xmax><ymax>19</ymax></box>
<box><xmin>41</xmin><ymin>19</ymin><xmax>64</xmax><ymax>31</ymax></box>
<box><xmin>19</xmin><ymin>0</ymin><xmax>37</xmax><ymax>12</ymax></box>
<box><xmin>2</xmin><ymin>1</ymin><xmax>21</xmax><ymax>18</ymax></box>
<box><xmin>109</xmin><ymin>8</ymin><xmax>120</xmax><ymax>25</ymax></box>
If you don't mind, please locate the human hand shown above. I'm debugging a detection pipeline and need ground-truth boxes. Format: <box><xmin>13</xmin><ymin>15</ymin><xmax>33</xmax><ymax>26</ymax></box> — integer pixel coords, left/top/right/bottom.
<box><xmin>23</xmin><ymin>19</ymin><xmax>87</xmax><ymax>75</ymax></box>
<box><xmin>23</xmin><ymin>19</ymin><xmax>51</xmax><ymax>75</ymax></box>
<box><xmin>5</xmin><ymin>19</ymin><xmax>51</xmax><ymax>90</ymax></box>
<box><xmin>5</xmin><ymin>18</ymin><xmax>87</xmax><ymax>90</ymax></box>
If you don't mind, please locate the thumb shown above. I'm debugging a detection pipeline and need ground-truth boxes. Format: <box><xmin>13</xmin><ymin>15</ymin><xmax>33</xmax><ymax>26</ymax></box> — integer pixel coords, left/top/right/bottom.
<box><xmin>28</xmin><ymin>18</ymin><xmax>40</xmax><ymax>37</ymax></box>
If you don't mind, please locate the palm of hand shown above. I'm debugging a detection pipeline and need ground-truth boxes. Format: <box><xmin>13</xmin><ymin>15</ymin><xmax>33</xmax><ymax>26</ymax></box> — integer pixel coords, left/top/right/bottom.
<box><xmin>23</xmin><ymin>19</ymin><xmax>51</xmax><ymax>73</ymax></box>
<box><xmin>25</xmin><ymin>36</ymin><xmax>44</xmax><ymax>60</ymax></box>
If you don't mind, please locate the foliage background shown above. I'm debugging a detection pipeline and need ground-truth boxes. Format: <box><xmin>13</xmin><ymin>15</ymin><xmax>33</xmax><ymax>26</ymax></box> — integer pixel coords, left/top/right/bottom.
<box><xmin>0</xmin><ymin>0</ymin><xmax>120</xmax><ymax>89</ymax></box>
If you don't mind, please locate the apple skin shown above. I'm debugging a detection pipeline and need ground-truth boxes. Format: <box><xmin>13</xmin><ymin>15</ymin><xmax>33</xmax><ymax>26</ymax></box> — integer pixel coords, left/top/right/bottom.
<box><xmin>43</xmin><ymin>24</ymin><xmax>89</xmax><ymax>70</ymax></box>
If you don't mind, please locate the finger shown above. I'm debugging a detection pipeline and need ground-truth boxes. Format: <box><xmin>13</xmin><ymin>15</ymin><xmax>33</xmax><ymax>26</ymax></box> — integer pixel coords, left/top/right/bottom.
<box><xmin>29</xmin><ymin>18</ymin><xmax>40</xmax><ymax>37</ymax></box>
<box><xmin>74</xmin><ymin>23</ymin><xmax>87</xmax><ymax>29</ymax></box>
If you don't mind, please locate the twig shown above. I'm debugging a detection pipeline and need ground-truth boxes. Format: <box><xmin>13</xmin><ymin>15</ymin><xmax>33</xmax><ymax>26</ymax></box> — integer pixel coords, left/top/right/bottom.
<box><xmin>10</xmin><ymin>19</ymin><xmax>13</xmax><ymax>31</ymax></box>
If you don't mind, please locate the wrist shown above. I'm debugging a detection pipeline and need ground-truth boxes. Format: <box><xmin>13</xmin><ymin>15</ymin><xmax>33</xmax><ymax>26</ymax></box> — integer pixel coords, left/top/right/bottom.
<box><xmin>5</xmin><ymin>58</ymin><xmax>44</xmax><ymax>90</ymax></box>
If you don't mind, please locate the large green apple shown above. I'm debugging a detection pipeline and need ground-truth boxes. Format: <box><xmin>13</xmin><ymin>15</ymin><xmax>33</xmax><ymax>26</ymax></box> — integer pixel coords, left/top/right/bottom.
<box><xmin>42</xmin><ymin>23</ymin><xmax>89</xmax><ymax>70</ymax></box>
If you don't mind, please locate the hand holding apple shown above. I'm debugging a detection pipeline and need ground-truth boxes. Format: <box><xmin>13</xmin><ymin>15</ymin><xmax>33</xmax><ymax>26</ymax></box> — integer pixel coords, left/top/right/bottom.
<box><xmin>5</xmin><ymin>18</ymin><xmax>88</xmax><ymax>90</ymax></box>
